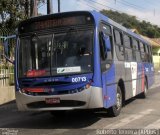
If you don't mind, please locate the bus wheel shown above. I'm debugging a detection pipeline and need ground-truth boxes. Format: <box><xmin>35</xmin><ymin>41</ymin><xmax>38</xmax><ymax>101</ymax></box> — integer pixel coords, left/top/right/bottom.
<box><xmin>139</xmin><ymin>80</ymin><xmax>148</xmax><ymax>98</ymax></box>
<box><xmin>50</xmin><ymin>111</ymin><xmax>66</xmax><ymax>117</ymax></box>
<box><xmin>107</xmin><ymin>86</ymin><xmax>122</xmax><ymax>117</ymax></box>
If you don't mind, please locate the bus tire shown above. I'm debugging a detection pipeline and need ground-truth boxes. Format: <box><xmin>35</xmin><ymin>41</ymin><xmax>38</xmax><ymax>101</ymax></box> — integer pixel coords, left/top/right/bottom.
<box><xmin>50</xmin><ymin>111</ymin><xmax>66</xmax><ymax>117</ymax></box>
<box><xmin>107</xmin><ymin>86</ymin><xmax>122</xmax><ymax>117</ymax></box>
<box><xmin>139</xmin><ymin>80</ymin><xmax>148</xmax><ymax>98</ymax></box>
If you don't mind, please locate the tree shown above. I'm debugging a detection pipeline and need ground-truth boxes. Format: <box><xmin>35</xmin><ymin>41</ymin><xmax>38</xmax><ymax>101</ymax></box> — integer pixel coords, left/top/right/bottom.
<box><xmin>0</xmin><ymin>0</ymin><xmax>45</xmax><ymax>30</ymax></box>
<box><xmin>101</xmin><ymin>10</ymin><xmax>160</xmax><ymax>38</ymax></box>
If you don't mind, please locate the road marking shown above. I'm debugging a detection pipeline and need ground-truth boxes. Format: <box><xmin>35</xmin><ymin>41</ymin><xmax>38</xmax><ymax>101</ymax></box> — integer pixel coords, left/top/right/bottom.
<box><xmin>43</xmin><ymin>129</ymin><xmax>69</xmax><ymax>135</ymax></box>
<box><xmin>145</xmin><ymin>118</ymin><xmax>160</xmax><ymax>129</ymax></box>
<box><xmin>151</xmin><ymin>84</ymin><xmax>160</xmax><ymax>89</ymax></box>
<box><xmin>103</xmin><ymin>109</ymin><xmax>154</xmax><ymax>129</ymax></box>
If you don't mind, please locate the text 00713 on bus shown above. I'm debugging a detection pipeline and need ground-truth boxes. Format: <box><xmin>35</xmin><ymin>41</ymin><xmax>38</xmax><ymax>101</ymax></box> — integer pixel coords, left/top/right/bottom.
<box><xmin>5</xmin><ymin>11</ymin><xmax>154</xmax><ymax>117</ymax></box>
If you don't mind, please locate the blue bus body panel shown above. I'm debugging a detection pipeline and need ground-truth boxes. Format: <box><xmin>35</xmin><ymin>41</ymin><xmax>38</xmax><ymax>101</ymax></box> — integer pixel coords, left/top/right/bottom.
<box><xmin>18</xmin><ymin>73</ymin><xmax>93</xmax><ymax>93</ymax></box>
<box><xmin>90</xmin><ymin>12</ymin><xmax>102</xmax><ymax>88</ymax></box>
<box><xmin>144</xmin><ymin>63</ymin><xmax>154</xmax><ymax>87</ymax></box>
<box><xmin>90</xmin><ymin>11</ymin><xmax>117</xmax><ymax>108</ymax></box>
<box><xmin>102</xmin><ymin>64</ymin><xmax>116</xmax><ymax>108</ymax></box>
<box><xmin>91</xmin><ymin>25</ymin><xmax>102</xmax><ymax>88</ymax></box>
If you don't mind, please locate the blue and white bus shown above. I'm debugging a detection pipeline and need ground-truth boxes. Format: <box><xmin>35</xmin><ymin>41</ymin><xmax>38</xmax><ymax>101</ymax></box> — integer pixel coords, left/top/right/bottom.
<box><xmin>13</xmin><ymin>11</ymin><xmax>154</xmax><ymax>116</ymax></box>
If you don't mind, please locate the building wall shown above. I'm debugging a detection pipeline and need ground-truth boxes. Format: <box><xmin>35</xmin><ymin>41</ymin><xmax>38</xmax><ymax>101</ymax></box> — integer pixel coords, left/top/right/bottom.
<box><xmin>152</xmin><ymin>48</ymin><xmax>160</xmax><ymax>72</ymax></box>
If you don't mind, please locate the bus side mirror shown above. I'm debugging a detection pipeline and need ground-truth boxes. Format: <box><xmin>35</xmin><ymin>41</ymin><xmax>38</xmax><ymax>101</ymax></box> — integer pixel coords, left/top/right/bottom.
<box><xmin>99</xmin><ymin>32</ymin><xmax>111</xmax><ymax>60</ymax></box>
<box><xmin>99</xmin><ymin>32</ymin><xmax>107</xmax><ymax>60</ymax></box>
<box><xmin>3</xmin><ymin>39</ymin><xmax>15</xmax><ymax>65</ymax></box>
<box><xmin>4</xmin><ymin>40</ymin><xmax>9</xmax><ymax>57</ymax></box>
<box><xmin>104</xmin><ymin>35</ymin><xmax>111</xmax><ymax>51</ymax></box>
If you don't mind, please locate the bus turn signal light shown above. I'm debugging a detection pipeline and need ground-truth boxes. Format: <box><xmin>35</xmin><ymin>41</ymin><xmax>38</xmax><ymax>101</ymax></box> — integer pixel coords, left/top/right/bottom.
<box><xmin>85</xmin><ymin>80</ymin><xmax>93</xmax><ymax>89</ymax></box>
<box><xmin>22</xmin><ymin>88</ymin><xmax>45</xmax><ymax>93</ymax></box>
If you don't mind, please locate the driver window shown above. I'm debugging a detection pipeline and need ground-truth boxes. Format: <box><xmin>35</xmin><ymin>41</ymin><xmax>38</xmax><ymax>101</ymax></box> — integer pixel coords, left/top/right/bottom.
<box><xmin>99</xmin><ymin>23</ymin><xmax>113</xmax><ymax>71</ymax></box>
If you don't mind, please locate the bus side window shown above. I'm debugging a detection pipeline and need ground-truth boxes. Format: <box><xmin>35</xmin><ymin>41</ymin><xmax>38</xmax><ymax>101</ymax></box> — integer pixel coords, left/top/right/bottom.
<box><xmin>145</xmin><ymin>44</ymin><xmax>149</xmax><ymax>53</ymax></box>
<box><xmin>132</xmin><ymin>38</ymin><xmax>141</xmax><ymax>62</ymax></box>
<box><xmin>144</xmin><ymin>44</ymin><xmax>150</xmax><ymax>62</ymax></box>
<box><xmin>123</xmin><ymin>34</ymin><xmax>133</xmax><ymax>61</ymax></box>
<box><xmin>114</xmin><ymin>29</ymin><xmax>124</xmax><ymax>61</ymax></box>
<box><xmin>148</xmin><ymin>45</ymin><xmax>153</xmax><ymax>63</ymax></box>
<box><xmin>140</xmin><ymin>42</ymin><xmax>146</xmax><ymax>62</ymax></box>
<box><xmin>150</xmin><ymin>46</ymin><xmax>153</xmax><ymax>63</ymax></box>
<box><xmin>140</xmin><ymin>42</ymin><xmax>145</xmax><ymax>52</ymax></box>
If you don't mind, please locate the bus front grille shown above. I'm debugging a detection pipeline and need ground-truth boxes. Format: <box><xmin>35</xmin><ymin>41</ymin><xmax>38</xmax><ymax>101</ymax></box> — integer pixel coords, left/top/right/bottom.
<box><xmin>27</xmin><ymin>100</ymin><xmax>86</xmax><ymax>109</ymax></box>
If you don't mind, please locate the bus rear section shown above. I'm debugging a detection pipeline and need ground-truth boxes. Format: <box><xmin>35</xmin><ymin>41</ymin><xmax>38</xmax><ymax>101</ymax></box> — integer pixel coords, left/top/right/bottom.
<box><xmin>15</xmin><ymin>11</ymin><xmax>104</xmax><ymax>111</ymax></box>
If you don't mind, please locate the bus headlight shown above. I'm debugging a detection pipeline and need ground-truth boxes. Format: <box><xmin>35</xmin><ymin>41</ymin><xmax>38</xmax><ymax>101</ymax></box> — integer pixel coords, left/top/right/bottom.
<box><xmin>85</xmin><ymin>80</ymin><xmax>93</xmax><ymax>89</ymax></box>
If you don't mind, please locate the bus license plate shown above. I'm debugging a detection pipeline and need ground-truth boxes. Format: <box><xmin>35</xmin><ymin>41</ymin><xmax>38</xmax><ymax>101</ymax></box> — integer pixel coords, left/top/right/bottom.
<box><xmin>45</xmin><ymin>98</ymin><xmax>60</xmax><ymax>104</ymax></box>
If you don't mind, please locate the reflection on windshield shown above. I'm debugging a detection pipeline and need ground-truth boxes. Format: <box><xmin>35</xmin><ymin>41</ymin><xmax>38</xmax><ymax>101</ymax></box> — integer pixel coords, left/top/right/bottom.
<box><xmin>19</xmin><ymin>30</ymin><xmax>93</xmax><ymax>78</ymax></box>
<box><xmin>19</xmin><ymin>35</ymin><xmax>52</xmax><ymax>77</ymax></box>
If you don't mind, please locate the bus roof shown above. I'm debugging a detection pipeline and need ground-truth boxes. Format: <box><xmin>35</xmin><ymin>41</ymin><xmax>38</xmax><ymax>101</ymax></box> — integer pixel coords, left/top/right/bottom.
<box><xmin>90</xmin><ymin>10</ymin><xmax>150</xmax><ymax>45</ymax></box>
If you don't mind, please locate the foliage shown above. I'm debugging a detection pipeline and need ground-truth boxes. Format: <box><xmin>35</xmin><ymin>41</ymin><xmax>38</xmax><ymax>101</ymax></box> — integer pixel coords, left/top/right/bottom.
<box><xmin>0</xmin><ymin>0</ymin><xmax>25</xmax><ymax>29</ymax></box>
<box><xmin>101</xmin><ymin>10</ymin><xmax>160</xmax><ymax>38</ymax></box>
<box><xmin>0</xmin><ymin>0</ymin><xmax>45</xmax><ymax>30</ymax></box>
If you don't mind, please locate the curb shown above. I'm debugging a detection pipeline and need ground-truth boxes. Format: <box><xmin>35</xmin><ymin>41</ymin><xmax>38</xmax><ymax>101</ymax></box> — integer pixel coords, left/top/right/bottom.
<box><xmin>0</xmin><ymin>86</ymin><xmax>15</xmax><ymax>105</ymax></box>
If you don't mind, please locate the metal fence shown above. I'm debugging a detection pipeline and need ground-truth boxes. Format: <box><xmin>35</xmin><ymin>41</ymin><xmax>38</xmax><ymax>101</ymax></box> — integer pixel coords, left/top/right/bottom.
<box><xmin>0</xmin><ymin>67</ymin><xmax>14</xmax><ymax>87</ymax></box>
<box><xmin>0</xmin><ymin>28</ymin><xmax>15</xmax><ymax>87</ymax></box>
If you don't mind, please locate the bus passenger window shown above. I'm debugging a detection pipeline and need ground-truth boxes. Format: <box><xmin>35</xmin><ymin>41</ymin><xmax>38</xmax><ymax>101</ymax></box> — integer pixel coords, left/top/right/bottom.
<box><xmin>114</xmin><ymin>29</ymin><xmax>124</xmax><ymax>61</ymax></box>
<box><xmin>148</xmin><ymin>46</ymin><xmax>153</xmax><ymax>63</ymax></box>
<box><xmin>140</xmin><ymin>42</ymin><xmax>145</xmax><ymax>52</ymax></box>
<box><xmin>124</xmin><ymin>34</ymin><xmax>133</xmax><ymax>61</ymax></box>
<box><xmin>132</xmin><ymin>39</ymin><xmax>141</xmax><ymax>62</ymax></box>
<box><xmin>143</xmin><ymin>44</ymin><xmax>149</xmax><ymax>62</ymax></box>
<box><xmin>146</xmin><ymin>45</ymin><xmax>152</xmax><ymax>63</ymax></box>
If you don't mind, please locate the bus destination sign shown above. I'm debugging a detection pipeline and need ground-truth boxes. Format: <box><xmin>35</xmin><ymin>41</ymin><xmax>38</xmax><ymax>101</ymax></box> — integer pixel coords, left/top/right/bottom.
<box><xmin>19</xmin><ymin>16</ymin><xmax>93</xmax><ymax>33</ymax></box>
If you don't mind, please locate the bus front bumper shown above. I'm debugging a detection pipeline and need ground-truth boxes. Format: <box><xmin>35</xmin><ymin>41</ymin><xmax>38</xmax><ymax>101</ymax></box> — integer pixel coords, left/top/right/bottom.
<box><xmin>15</xmin><ymin>86</ymin><xmax>103</xmax><ymax>111</ymax></box>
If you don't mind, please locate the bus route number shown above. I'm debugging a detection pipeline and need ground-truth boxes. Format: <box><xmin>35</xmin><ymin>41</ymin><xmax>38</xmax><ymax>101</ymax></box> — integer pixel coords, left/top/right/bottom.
<box><xmin>72</xmin><ymin>77</ymin><xmax>87</xmax><ymax>82</ymax></box>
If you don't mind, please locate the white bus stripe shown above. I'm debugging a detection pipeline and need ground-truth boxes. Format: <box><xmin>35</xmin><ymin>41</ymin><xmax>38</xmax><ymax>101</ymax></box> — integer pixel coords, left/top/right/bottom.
<box><xmin>103</xmin><ymin>109</ymin><xmax>154</xmax><ymax>129</ymax></box>
<box><xmin>131</xmin><ymin>62</ymin><xmax>137</xmax><ymax>96</ymax></box>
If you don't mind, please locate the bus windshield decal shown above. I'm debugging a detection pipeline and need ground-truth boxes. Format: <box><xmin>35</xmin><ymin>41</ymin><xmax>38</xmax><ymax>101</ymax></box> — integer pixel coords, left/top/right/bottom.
<box><xmin>57</xmin><ymin>66</ymin><xmax>81</xmax><ymax>74</ymax></box>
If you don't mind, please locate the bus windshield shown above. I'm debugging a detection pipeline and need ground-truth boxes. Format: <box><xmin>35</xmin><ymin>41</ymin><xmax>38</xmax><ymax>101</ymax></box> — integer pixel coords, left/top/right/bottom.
<box><xmin>18</xmin><ymin>30</ymin><xmax>93</xmax><ymax>78</ymax></box>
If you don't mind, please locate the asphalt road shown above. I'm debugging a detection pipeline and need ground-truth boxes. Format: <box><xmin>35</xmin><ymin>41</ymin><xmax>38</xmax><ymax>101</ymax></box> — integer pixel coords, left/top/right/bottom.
<box><xmin>0</xmin><ymin>74</ymin><xmax>160</xmax><ymax>135</ymax></box>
